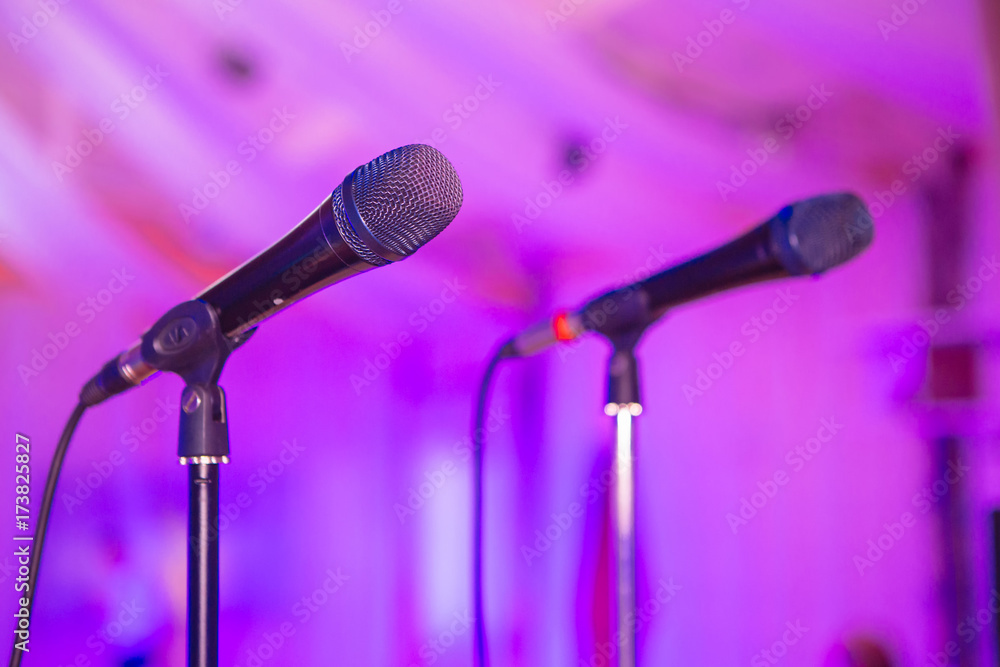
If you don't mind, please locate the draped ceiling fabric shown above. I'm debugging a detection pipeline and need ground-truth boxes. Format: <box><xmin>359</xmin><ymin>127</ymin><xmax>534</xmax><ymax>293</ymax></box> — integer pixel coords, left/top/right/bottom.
<box><xmin>2</xmin><ymin>0</ymin><xmax>999</xmax><ymax>665</ymax></box>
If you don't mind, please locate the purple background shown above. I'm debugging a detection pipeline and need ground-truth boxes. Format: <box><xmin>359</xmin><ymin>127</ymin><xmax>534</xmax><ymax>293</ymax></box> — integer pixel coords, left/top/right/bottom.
<box><xmin>2</xmin><ymin>0</ymin><xmax>1000</xmax><ymax>665</ymax></box>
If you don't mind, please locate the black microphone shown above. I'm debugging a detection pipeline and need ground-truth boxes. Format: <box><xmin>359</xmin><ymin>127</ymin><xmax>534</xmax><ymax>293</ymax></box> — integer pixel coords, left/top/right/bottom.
<box><xmin>503</xmin><ymin>192</ymin><xmax>874</xmax><ymax>356</ymax></box>
<box><xmin>81</xmin><ymin>144</ymin><xmax>463</xmax><ymax>406</ymax></box>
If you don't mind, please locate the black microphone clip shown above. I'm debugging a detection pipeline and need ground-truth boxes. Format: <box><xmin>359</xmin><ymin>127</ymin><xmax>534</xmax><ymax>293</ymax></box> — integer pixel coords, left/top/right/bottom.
<box><xmin>80</xmin><ymin>301</ymin><xmax>255</xmax><ymax>408</ymax></box>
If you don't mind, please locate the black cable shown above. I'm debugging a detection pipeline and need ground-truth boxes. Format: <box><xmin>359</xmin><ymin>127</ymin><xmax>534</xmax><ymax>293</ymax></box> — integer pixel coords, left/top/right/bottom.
<box><xmin>473</xmin><ymin>346</ymin><xmax>509</xmax><ymax>667</ymax></box>
<box><xmin>9</xmin><ymin>402</ymin><xmax>87</xmax><ymax>667</ymax></box>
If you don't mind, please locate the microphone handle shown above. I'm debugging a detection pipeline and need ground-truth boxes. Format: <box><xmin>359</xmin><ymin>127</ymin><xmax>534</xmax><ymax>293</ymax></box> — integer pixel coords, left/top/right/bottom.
<box><xmin>638</xmin><ymin>219</ymin><xmax>786</xmax><ymax>320</ymax></box>
<box><xmin>505</xmin><ymin>218</ymin><xmax>789</xmax><ymax>357</ymax></box>
<box><xmin>199</xmin><ymin>195</ymin><xmax>375</xmax><ymax>338</ymax></box>
<box><xmin>81</xmin><ymin>195</ymin><xmax>377</xmax><ymax>406</ymax></box>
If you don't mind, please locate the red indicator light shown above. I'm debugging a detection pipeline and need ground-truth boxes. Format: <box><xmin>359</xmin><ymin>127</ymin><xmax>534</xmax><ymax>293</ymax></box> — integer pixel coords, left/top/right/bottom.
<box><xmin>553</xmin><ymin>312</ymin><xmax>577</xmax><ymax>341</ymax></box>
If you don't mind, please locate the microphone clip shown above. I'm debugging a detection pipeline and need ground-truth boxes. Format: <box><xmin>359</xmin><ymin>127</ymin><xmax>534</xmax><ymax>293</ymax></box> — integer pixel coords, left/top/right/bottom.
<box><xmin>581</xmin><ymin>285</ymin><xmax>657</xmax><ymax>341</ymax></box>
<box><xmin>137</xmin><ymin>299</ymin><xmax>246</xmax><ymax>461</ymax></box>
<box><xmin>580</xmin><ymin>288</ymin><xmax>655</xmax><ymax>408</ymax></box>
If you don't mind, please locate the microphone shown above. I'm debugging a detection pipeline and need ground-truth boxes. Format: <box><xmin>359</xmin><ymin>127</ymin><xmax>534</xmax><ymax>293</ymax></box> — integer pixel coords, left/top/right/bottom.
<box><xmin>503</xmin><ymin>192</ymin><xmax>874</xmax><ymax>356</ymax></box>
<box><xmin>80</xmin><ymin>144</ymin><xmax>463</xmax><ymax>406</ymax></box>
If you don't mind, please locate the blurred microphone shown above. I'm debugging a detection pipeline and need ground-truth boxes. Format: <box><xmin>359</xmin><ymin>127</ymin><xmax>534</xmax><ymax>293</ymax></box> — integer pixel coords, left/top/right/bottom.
<box><xmin>81</xmin><ymin>144</ymin><xmax>463</xmax><ymax>406</ymax></box>
<box><xmin>503</xmin><ymin>192</ymin><xmax>874</xmax><ymax>356</ymax></box>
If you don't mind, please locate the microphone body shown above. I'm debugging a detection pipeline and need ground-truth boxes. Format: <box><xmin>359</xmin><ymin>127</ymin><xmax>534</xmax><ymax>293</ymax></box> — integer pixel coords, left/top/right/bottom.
<box><xmin>504</xmin><ymin>193</ymin><xmax>874</xmax><ymax>356</ymax></box>
<box><xmin>199</xmin><ymin>195</ymin><xmax>374</xmax><ymax>338</ymax></box>
<box><xmin>81</xmin><ymin>144</ymin><xmax>463</xmax><ymax>406</ymax></box>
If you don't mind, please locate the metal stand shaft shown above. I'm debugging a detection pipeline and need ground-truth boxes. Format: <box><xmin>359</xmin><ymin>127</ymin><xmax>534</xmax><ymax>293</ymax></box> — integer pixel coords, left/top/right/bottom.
<box><xmin>189</xmin><ymin>461</ymin><xmax>220</xmax><ymax>667</ymax></box>
<box><xmin>605</xmin><ymin>340</ymin><xmax>642</xmax><ymax>667</ymax></box>
<box><xmin>607</xmin><ymin>402</ymin><xmax>640</xmax><ymax>667</ymax></box>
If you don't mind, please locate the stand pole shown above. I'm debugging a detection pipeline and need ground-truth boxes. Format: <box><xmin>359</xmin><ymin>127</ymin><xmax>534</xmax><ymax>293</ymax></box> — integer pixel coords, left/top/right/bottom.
<box><xmin>607</xmin><ymin>402</ymin><xmax>640</xmax><ymax>667</ymax></box>
<box><xmin>176</xmin><ymin>380</ymin><xmax>232</xmax><ymax>667</ymax></box>
<box><xmin>189</xmin><ymin>460</ymin><xmax>221</xmax><ymax>667</ymax></box>
<box><xmin>605</xmin><ymin>340</ymin><xmax>642</xmax><ymax>667</ymax></box>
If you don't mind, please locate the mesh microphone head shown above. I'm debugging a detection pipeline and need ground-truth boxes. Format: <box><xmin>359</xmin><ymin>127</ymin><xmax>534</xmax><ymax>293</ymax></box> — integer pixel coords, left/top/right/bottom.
<box><xmin>331</xmin><ymin>144</ymin><xmax>463</xmax><ymax>266</ymax></box>
<box><xmin>770</xmin><ymin>192</ymin><xmax>875</xmax><ymax>275</ymax></box>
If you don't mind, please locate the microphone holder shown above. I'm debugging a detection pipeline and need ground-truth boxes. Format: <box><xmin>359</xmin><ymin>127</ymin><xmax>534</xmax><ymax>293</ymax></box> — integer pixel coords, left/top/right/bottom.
<box><xmin>136</xmin><ymin>299</ymin><xmax>253</xmax><ymax>667</ymax></box>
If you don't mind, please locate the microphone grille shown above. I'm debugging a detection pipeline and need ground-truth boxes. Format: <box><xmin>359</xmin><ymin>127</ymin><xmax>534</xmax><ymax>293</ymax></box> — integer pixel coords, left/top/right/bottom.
<box><xmin>776</xmin><ymin>193</ymin><xmax>875</xmax><ymax>275</ymax></box>
<box><xmin>332</xmin><ymin>144</ymin><xmax>463</xmax><ymax>266</ymax></box>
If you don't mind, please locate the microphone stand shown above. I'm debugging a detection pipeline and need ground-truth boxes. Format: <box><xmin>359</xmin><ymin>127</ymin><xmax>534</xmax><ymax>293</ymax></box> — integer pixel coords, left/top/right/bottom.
<box><xmin>602</xmin><ymin>330</ymin><xmax>644</xmax><ymax>667</ymax></box>
<box><xmin>133</xmin><ymin>300</ymin><xmax>253</xmax><ymax>667</ymax></box>
<box><xmin>579</xmin><ymin>284</ymin><xmax>656</xmax><ymax>667</ymax></box>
